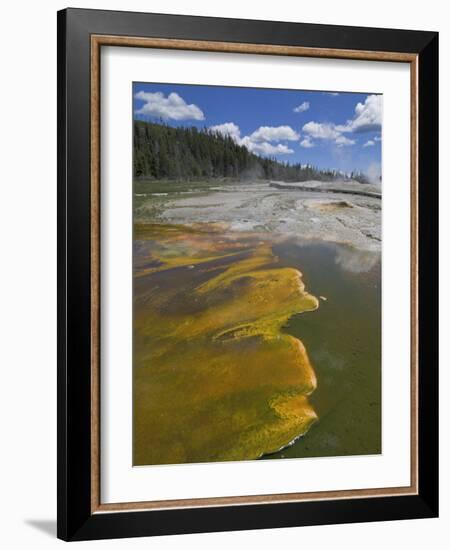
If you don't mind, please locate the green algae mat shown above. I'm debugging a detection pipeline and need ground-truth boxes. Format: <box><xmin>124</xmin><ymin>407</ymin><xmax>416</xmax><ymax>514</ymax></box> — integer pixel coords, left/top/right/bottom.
<box><xmin>133</xmin><ymin>224</ymin><xmax>319</xmax><ymax>465</ymax></box>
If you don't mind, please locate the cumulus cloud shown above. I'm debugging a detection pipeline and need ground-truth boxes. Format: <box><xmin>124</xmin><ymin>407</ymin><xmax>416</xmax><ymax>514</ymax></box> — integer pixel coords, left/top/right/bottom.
<box><xmin>208</xmin><ymin>122</ymin><xmax>295</xmax><ymax>156</ymax></box>
<box><xmin>374</xmin><ymin>135</ymin><xmax>382</xmax><ymax>141</ymax></box>
<box><xmin>335</xmin><ymin>135</ymin><xmax>356</xmax><ymax>147</ymax></box>
<box><xmin>300</xmin><ymin>136</ymin><xmax>315</xmax><ymax>148</ymax></box>
<box><xmin>209</xmin><ymin>122</ymin><xmax>241</xmax><ymax>142</ymax></box>
<box><xmin>324</xmin><ymin>92</ymin><xmax>340</xmax><ymax>96</ymax></box>
<box><xmin>293</xmin><ymin>101</ymin><xmax>310</xmax><ymax>113</ymax></box>
<box><xmin>338</xmin><ymin>94</ymin><xmax>382</xmax><ymax>133</ymax></box>
<box><xmin>244</xmin><ymin>125</ymin><xmax>298</xmax><ymax>155</ymax></box>
<box><xmin>240</xmin><ymin>136</ymin><xmax>294</xmax><ymax>155</ymax></box>
<box><xmin>248</xmin><ymin>125</ymin><xmax>299</xmax><ymax>142</ymax></box>
<box><xmin>302</xmin><ymin>121</ymin><xmax>341</xmax><ymax>140</ymax></box>
<box><xmin>134</xmin><ymin>91</ymin><xmax>205</xmax><ymax>121</ymax></box>
<box><xmin>302</xmin><ymin>94</ymin><xmax>382</xmax><ymax>148</ymax></box>
<box><xmin>303</xmin><ymin>92</ymin><xmax>383</xmax><ymax>147</ymax></box>
<box><xmin>303</xmin><ymin>121</ymin><xmax>355</xmax><ymax>146</ymax></box>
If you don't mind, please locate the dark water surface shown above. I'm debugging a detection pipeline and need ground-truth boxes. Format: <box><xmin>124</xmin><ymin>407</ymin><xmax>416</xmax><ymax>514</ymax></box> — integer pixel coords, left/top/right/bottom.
<box><xmin>133</xmin><ymin>224</ymin><xmax>381</xmax><ymax>463</ymax></box>
<box><xmin>264</xmin><ymin>240</ymin><xmax>381</xmax><ymax>459</ymax></box>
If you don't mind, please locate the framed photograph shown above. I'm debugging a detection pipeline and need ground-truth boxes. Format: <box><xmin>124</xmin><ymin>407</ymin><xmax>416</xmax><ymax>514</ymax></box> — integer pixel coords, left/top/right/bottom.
<box><xmin>57</xmin><ymin>8</ymin><xmax>438</xmax><ymax>541</ymax></box>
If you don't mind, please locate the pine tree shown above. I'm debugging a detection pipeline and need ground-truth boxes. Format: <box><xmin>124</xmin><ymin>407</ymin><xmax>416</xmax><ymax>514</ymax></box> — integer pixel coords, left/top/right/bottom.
<box><xmin>133</xmin><ymin>120</ymin><xmax>348</xmax><ymax>183</ymax></box>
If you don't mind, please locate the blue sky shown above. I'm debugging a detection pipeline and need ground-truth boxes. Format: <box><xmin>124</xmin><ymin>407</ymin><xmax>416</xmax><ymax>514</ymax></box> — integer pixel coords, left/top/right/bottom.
<box><xmin>133</xmin><ymin>82</ymin><xmax>382</xmax><ymax>176</ymax></box>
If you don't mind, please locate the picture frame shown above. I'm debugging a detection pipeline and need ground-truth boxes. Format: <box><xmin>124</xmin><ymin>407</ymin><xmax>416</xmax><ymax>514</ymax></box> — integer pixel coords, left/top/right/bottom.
<box><xmin>57</xmin><ymin>7</ymin><xmax>438</xmax><ymax>541</ymax></box>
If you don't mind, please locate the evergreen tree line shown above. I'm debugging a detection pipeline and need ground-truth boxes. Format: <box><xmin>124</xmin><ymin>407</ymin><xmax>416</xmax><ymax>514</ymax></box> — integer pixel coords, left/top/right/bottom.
<box><xmin>134</xmin><ymin>120</ymin><xmax>368</xmax><ymax>183</ymax></box>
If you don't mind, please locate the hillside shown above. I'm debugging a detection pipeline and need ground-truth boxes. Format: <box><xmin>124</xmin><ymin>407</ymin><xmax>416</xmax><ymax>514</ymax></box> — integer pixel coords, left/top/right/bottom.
<box><xmin>133</xmin><ymin>120</ymin><xmax>367</xmax><ymax>183</ymax></box>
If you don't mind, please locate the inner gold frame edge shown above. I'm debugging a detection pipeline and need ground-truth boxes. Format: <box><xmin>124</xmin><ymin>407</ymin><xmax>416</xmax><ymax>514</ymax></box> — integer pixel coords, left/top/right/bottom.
<box><xmin>90</xmin><ymin>34</ymin><xmax>419</xmax><ymax>514</ymax></box>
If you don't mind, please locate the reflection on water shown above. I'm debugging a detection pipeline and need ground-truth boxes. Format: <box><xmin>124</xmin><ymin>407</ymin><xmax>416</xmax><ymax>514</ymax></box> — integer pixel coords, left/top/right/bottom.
<box><xmin>265</xmin><ymin>239</ymin><xmax>381</xmax><ymax>459</ymax></box>
<box><xmin>335</xmin><ymin>246</ymin><xmax>380</xmax><ymax>274</ymax></box>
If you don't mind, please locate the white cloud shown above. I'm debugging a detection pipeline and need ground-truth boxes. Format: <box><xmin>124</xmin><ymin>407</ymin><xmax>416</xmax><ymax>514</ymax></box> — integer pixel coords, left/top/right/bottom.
<box><xmin>324</xmin><ymin>92</ymin><xmax>340</xmax><ymax>96</ymax></box>
<box><xmin>243</xmin><ymin>125</ymin><xmax>298</xmax><ymax>155</ymax></box>
<box><xmin>302</xmin><ymin>121</ymin><xmax>341</xmax><ymax>140</ymax></box>
<box><xmin>335</xmin><ymin>136</ymin><xmax>356</xmax><ymax>147</ymax></box>
<box><xmin>209</xmin><ymin>122</ymin><xmax>296</xmax><ymax>156</ymax></box>
<box><xmin>302</xmin><ymin>95</ymin><xmax>381</xmax><ymax>148</ymax></box>
<box><xmin>293</xmin><ymin>101</ymin><xmax>310</xmax><ymax>113</ymax></box>
<box><xmin>338</xmin><ymin>94</ymin><xmax>382</xmax><ymax>133</ymax></box>
<box><xmin>240</xmin><ymin>136</ymin><xmax>294</xmax><ymax>155</ymax></box>
<box><xmin>300</xmin><ymin>136</ymin><xmax>315</xmax><ymax>148</ymax></box>
<box><xmin>249</xmin><ymin>125</ymin><xmax>299</xmax><ymax>142</ymax></box>
<box><xmin>209</xmin><ymin>122</ymin><xmax>241</xmax><ymax>142</ymax></box>
<box><xmin>134</xmin><ymin>91</ymin><xmax>205</xmax><ymax>121</ymax></box>
<box><xmin>303</xmin><ymin>122</ymin><xmax>354</xmax><ymax>146</ymax></box>
<box><xmin>374</xmin><ymin>135</ymin><xmax>382</xmax><ymax>141</ymax></box>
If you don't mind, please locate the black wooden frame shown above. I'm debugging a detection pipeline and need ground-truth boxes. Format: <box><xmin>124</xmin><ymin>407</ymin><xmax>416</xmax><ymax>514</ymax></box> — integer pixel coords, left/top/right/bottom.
<box><xmin>57</xmin><ymin>7</ymin><xmax>439</xmax><ymax>541</ymax></box>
